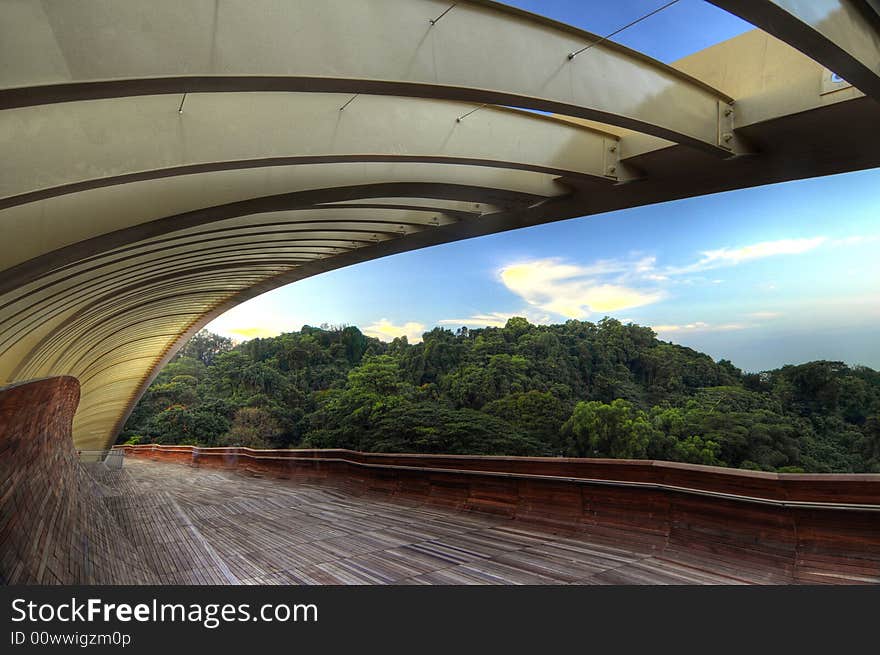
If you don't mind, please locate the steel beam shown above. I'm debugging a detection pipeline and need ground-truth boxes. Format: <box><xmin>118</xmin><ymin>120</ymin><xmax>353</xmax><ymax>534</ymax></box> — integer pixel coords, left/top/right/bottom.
<box><xmin>0</xmin><ymin>92</ymin><xmax>622</xmax><ymax>206</ymax></box>
<box><xmin>0</xmin><ymin>163</ymin><xmax>565</xmax><ymax>276</ymax></box>
<box><xmin>710</xmin><ymin>0</ymin><xmax>880</xmax><ymax>100</ymax></box>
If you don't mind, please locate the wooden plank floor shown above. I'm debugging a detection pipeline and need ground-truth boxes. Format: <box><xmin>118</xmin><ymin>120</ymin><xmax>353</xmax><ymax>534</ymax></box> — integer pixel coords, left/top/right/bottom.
<box><xmin>89</xmin><ymin>458</ymin><xmax>775</xmax><ymax>585</ymax></box>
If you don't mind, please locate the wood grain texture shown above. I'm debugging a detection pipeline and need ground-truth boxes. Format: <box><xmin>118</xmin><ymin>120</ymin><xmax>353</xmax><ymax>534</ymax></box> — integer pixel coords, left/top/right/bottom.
<box><xmin>94</xmin><ymin>457</ymin><xmax>785</xmax><ymax>584</ymax></box>
<box><xmin>0</xmin><ymin>378</ymin><xmax>156</xmax><ymax>584</ymax></box>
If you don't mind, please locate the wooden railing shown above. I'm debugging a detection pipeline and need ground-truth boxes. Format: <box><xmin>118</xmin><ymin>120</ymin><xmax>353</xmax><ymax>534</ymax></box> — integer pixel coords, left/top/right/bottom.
<box><xmin>119</xmin><ymin>444</ymin><xmax>880</xmax><ymax>506</ymax></box>
<box><xmin>121</xmin><ymin>444</ymin><xmax>880</xmax><ymax>584</ymax></box>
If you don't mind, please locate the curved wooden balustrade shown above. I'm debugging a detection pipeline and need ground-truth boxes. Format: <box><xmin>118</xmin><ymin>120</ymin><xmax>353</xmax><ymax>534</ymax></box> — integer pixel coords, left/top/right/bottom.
<box><xmin>122</xmin><ymin>444</ymin><xmax>880</xmax><ymax>584</ymax></box>
<box><xmin>0</xmin><ymin>377</ymin><xmax>156</xmax><ymax>584</ymax></box>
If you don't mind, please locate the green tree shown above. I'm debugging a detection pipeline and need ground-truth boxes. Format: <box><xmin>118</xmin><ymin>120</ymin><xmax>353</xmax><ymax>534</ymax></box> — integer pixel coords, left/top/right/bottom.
<box><xmin>562</xmin><ymin>399</ymin><xmax>654</xmax><ymax>458</ymax></box>
<box><xmin>119</xmin><ymin>319</ymin><xmax>880</xmax><ymax>473</ymax></box>
<box><xmin>445</xmin><ymin>354</ymin><xmax>529</xmax><ymax>409</ymax></box>
<box><xmin>153</xmin><ymin>404</ymin><xmax>230</xmax><ymax>445</ymax></box>
<box><xmin>368</xmin><ymin>402</ymin><xmax>542</xmax><ymax>455</ymax></box>
<box><xmin>482</xmin><ymin>391</ymin><xmax>569</xmax><ymax>452</ymax></box>
<box><xmin>177</xmin><ymin>330</ymin><xmax>234</xmax><ymax>365</ymax></box>
<box><xmin>220</xmin><ymin>407</ymin><xmax>281</xmax><ymax>448</ymax></box>
<box><xmin>672</xmin><ymin>435</ymin><xmax>722</xmax><ymax>466</ymax></box>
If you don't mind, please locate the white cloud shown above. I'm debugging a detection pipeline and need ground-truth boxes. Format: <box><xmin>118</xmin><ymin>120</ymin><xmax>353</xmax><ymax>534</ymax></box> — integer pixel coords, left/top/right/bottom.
<box><xmin>439</xmin><ymin>310</ymin><xmax>552</xmax><ymax>329</ymax></box>
<box><xmin>653</xmin><ymin>321</ymin><xmax>750</xmax><ymax>334</ymax></box>
<box><xmin>829</xmin><ymin>234</ymin><xmax>880</xmax><ymax>247</ymax></box>
<box><xmin>749</xmin><ymin>311</ymin><xmax>783</xmax><ymax>319</ymax></box>
<box><xmin>362</xmin><ymin>318</ymin><xmax>425</xmax><ymax>343</ymax></box>
<box><xmin>634</xmin><ymin>256</ymin><xmax>657</xmax><ymax>274</ymax></box>
<box><xmin>438</xmin><ymin>312</ymin><xmax>513</xmax><ymax>328</ymax></box>
<box><xmin>668</xmin><ymin>237</ymin><xmax>827</xmax><ymax>275</ymax></box>
<box><xmin>499</xmin><ymin>258</ymin><xmax>666</xmax><ymax>319</ymax></box>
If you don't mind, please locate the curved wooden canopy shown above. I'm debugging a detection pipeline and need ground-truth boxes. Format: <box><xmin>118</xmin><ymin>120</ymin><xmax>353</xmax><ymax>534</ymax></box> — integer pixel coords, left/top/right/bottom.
<box><xmin>1</xmin><ymin>0</ymin><xmax>879</xmax><ymax>449</ymax></box>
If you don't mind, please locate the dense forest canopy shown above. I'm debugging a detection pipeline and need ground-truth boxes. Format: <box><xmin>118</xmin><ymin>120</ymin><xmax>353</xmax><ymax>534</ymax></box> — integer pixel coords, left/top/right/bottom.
<box><xmin>120</xmin><ymin>319</ymin><xmax>880</xmax><ymax>473</ymax></box>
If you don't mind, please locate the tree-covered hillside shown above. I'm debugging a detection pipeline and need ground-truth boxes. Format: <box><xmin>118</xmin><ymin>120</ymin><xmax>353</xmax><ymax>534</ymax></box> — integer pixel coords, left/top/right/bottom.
<box><xmin>120</xmin><ymin>318</ymin><xmax>880</xmax><ymax>473</ymax></box>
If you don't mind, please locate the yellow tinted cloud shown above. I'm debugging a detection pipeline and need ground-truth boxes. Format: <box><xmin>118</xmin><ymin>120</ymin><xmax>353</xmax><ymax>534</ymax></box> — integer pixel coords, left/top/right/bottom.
<box><xmin>206</xmin><ymin>301</ymin><xmax>289</xmax><ymax>341</ymax></box>
<box><xmin>363</xmin><ymin>318</ymin><xmax>425</xmax><ymax>343</ymax></box>
<box><xmin>499</xmin><ymin>259</ymin><xmax>665</xmax><ymax>319</ymax></box>
<box><xmin>225</xmin><ymin>326</ymin><xmax>283</xmax><ymax>339</ymax></box>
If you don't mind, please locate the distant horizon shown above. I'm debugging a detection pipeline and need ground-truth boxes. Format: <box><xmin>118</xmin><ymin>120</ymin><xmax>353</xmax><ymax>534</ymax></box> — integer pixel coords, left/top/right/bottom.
<box><xmin>205</xmin><ymin>315</ymin><xmax>879</xmax><ymax>376</ymax></box>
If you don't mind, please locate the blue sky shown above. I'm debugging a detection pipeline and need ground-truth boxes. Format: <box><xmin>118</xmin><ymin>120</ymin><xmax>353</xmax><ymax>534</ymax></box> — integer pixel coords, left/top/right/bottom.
<box><xmin>207</xmin><ymin>1</ymin><xmax>880</xmax><ymax>372</ymax></box>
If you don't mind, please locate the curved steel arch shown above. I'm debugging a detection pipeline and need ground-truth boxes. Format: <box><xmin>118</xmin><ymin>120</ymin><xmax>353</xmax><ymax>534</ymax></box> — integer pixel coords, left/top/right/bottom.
<box><xmin>0</xmin><ymin>92</ymin><xmax>624</xmax><ymax>204</ymax></box>
<box><xmin>0</xmin><ymin>0</ymin><xmax>737</xmax><ymax>155</ymax></box>
<box><xmin>0</xmin><ymin>165</ymin><xmax>564</xmax><ymax>280</ymax></box>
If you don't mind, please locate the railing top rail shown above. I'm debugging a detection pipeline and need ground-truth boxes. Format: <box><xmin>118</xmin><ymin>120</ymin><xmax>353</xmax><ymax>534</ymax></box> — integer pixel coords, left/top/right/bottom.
<box><xmin>119</xmin><ymin>444</ymin><xmax>880</xmax><ymax>482</ymax></box>
<box><xmin>120</xmin><ymin>443</ymin><xmax>880</xmax><ymax>510</ymax></box>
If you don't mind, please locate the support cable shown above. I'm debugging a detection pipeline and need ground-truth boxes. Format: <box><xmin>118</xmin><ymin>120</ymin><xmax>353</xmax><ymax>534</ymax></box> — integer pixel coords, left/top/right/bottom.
<box><xmin>568</xmin><ymin>0</ymin><xmax>680</xmax><ymax>60</ymax></box>
<box><xmin>338</xmin><ymin>94</ymin><xmax>359</xmax><ymax>111</ymax></box>
<box><xmin>429</xmin><ymin>4</ymin><xmax>456</xmax><ymax>25</ymax></box>
<box><xmin>455</xmin><ymin>103</ymin><xmax>487</xmax><ymax>122</ymax></box>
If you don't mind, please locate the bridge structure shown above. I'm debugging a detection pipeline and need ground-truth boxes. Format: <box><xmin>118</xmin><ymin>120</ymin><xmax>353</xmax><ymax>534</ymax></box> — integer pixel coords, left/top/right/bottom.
<box><xmin>1</xmin><ymin>0</ymin><xmax>879</xmax><ymax>584</ymax></box>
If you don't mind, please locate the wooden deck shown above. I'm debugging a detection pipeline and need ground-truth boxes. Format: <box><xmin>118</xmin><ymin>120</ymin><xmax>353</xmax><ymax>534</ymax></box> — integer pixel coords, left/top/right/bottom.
<box><xmin>89</xmin><ymin>458</ymin><xmax>786</xmax><ymax>585</ymax></box>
